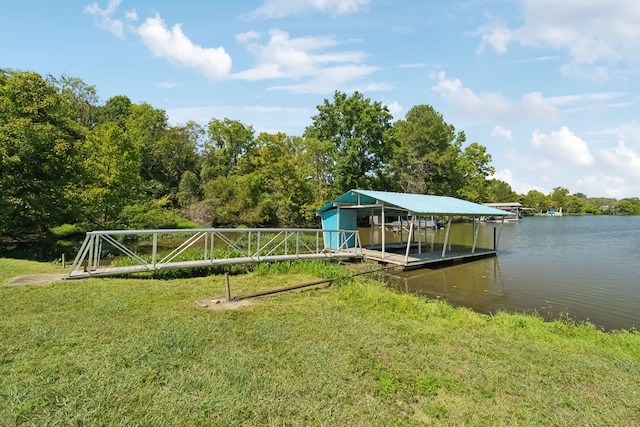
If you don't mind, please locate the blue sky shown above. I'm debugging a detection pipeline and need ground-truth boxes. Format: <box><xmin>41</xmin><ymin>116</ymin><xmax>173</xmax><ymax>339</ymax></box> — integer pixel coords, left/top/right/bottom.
<box><xmin>3</xmin><ymin>0</ymin><xmax>640</xmax><ymax>199</ymax></box>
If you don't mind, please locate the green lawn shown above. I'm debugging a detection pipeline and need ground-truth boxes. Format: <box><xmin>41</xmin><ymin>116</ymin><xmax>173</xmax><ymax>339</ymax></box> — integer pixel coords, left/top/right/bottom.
<box><xmin>1</xmin><ymin>258</ymin><xmax>639</xmax><ymax>425</ymax></box>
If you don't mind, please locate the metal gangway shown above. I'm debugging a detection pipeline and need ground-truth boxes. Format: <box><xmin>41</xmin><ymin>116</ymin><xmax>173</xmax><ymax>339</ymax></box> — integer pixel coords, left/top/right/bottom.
<box><xmin>66</xmin><ymin>228</ymin><xmax>363</xmax><ymax>279</ymax></box>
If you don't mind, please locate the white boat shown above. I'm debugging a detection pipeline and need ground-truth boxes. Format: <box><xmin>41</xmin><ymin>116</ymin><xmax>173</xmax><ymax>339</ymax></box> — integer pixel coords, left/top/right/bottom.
<box><xmin>546</xmin><ymin>207</ymin><xmax>563</xmax><ymax>216</ymax></box>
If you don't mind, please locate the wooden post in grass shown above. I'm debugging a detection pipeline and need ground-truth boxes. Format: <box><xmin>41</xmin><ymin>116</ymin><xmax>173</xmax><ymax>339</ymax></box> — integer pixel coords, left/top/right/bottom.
<box><xmin>225</xmin><ymin>272</ymin><xmax>231</xmax><ymax>301</ymax></box>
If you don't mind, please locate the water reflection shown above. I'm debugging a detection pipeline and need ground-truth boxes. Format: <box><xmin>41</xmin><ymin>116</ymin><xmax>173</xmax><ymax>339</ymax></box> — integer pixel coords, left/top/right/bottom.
<box><xmin>372</xmin><ymin>217</ymin><xmax>640</xmax><ymax>331</ymax></box>
<box><xmin>384</xmin><ymin>256</ymin><xmax>512</xmax><ymax>315</ymax></box>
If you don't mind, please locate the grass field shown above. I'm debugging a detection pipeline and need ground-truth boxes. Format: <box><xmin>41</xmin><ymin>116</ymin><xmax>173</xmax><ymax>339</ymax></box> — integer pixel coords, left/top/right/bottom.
<box><xmin>1</xmin><ymin>258</ymin><xmax>639</xmax><ymax>425</ymax></box>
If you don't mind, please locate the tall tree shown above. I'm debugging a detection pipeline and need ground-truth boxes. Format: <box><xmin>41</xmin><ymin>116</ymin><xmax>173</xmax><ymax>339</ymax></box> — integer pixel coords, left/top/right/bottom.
<box><xmin>146</xmin><ymin>122</ymin><xmax>202</xmax><ymax>199</ymax></box>
<box><xmin>0</xmin><ymin>71</ymin><xmax>81</xmax><ymax>252</ymax></box>
<box><xmin>550</xmin><ymin>187</ymin><xmax>570</xmax><ymax>209</ymax></box>
<box><xmin>202</xmin><ymin>118</ymin><xmax>255</xmax><ymax>180</ymax></box>
<box><xmin>48</xmin><ymin>74</ymin><xmax>100</xmax><ymax>129</ymax></box>
<box><xmin>392</xmin><ymin>105</ymin><xmax>464</xmax><ymax>196</ymax></box>
<box><xmin>486</xmin><ymin>179</ymin><xmax>517</xmax><ymax>203</ymax></box>
<box><xmin>522</xmin><ymin>190</ymin><xmax>550</xmax><ymax>212</ymax></box>
<box><xmin>80</xmin><ymin>122</ymin><xmax>142</xmax><ymax>228</ymax></box>
<box><xmin>123</xmin><ymin>102</ymin><xmax>170</xmax><ymax>198</ymax></box>
<box><xmin>305</xmin><ymin>91</ymin><xmax>394</xmax><ymax>197</ymax></box>
<box><xmin>455</xmin><ymin>142</ymin><xmax>495</xmax><ymax>202</ymax></box>
<box><xmin>98</xmin><ymin>95</ymin><xmax>132</xmax><ymax>127</ymax></box>
<box><xmin>244</xmin><ymin>132</ymin><xmax>315</xmax><ymax>226</ymax></box>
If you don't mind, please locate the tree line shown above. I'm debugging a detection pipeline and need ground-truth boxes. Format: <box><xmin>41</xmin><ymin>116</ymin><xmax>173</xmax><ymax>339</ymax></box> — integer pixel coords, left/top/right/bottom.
<box><xmin>1</xmin><ymin>69</ymin><xmax>638</xmax><ymax>258</ymax></box>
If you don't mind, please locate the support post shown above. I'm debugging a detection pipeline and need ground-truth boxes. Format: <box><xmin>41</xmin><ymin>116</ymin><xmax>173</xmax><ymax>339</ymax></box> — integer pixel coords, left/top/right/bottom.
<box><xmin>152</xmin><ymin>232</ymin><xmax>158</xmax><ymax>268</ymax></box>
<box><xmin>493</xmin><ymin>227</ymin><xmax>496</xmax><ymax>251</ymax></box>
<box><xmin>441</xmin><ymin>216</ymin><xmax>452</xmax><ymax>258</ymax></box>
<box><xmin>370</xmin><ymin>208</ymin><xmax>374</xmax><ymax>248</ymax></box>
<box><xmin>417</xmin><ymin>216</ymin><xmax>422</xmax><ymax>254</ymax></box>
<box><xmin>495</xmin><ymin>217</ymin><xmax>505</xmax><ymax>250</ymax></box>
<box><xmin>256</xmin><ymin>231</ymin><xmax>261</xmax><ymax>260</ymax></box>
<box><xmin>225</xmin><ymin>272</ymin><xmax>231</xmax><ymax>301</ymax></box>
<box><xmin>381</xmin><ymin>204</ymin><xmax>386</xmax><ymax>259</ymax></box>
<box><xmin>404</xmin><ymin>221</ymin><xmax>414</xmax><ymax>264</ymax></box>
<box><xmin>88</xmin><ymin>234</ymin><xmax>95</xmax><ymax>272</ymax></box>
<box><xmin>472</xmin><ymin>216</ymin><xmax>479</xmax><ymax>254</ymax></box>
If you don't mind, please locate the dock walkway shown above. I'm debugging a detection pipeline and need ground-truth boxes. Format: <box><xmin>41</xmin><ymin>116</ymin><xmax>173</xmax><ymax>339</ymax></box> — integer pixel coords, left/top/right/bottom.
<box><xmin>66</xmin><ymin>228</ymin><xmax>362</xmax><ymax>279</ymax></box>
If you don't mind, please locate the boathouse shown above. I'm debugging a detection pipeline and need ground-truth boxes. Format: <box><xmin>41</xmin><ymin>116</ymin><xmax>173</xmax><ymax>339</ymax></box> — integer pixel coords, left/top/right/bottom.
<box><xmin>318</xmin><ymin>189</ymin><xmax>516</xmax><ymax>269</ymax></box>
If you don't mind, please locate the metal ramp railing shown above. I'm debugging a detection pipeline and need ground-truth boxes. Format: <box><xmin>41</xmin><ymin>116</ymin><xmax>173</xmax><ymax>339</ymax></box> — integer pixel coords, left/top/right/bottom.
<box><xmin>66</xmin><ymin>228</ymin><xmax>362</xmax><ymax>278</ymax></box>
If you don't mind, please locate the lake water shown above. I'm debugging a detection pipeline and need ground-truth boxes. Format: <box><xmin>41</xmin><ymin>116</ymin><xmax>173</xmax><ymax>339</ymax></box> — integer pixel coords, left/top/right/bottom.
<box><xmin>381</xmin><ymin>216</ymin><xmax>640</xmax><ymax>331</ymax></box>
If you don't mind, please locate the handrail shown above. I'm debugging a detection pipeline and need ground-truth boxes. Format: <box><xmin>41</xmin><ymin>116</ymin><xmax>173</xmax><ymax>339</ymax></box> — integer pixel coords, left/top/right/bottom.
<box><xmin>66</xmin><ymin>228</ymin><xmax>362</xmax><ymax>278</ymax></box>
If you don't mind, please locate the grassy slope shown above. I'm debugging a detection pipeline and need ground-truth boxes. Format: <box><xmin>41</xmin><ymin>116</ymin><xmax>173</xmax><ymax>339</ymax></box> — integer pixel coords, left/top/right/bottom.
<box><xmin>1</xmin><ymin>259</ymin><xmax>639</xmax><ymax>426</ymax></box>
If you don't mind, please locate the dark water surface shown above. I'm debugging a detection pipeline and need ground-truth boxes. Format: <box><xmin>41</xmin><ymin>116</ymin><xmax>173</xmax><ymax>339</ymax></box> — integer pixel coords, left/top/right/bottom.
<box><xmin>381</xmin><ymin>216</ymin><xmax>640</xmax><ymax>331</ymax></box>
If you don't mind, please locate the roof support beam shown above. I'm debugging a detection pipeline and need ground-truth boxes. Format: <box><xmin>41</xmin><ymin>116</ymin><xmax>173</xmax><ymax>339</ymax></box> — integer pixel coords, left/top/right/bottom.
<box><xmin>381</xmin><ymin>203</ymin><xmax>386</xmax><ymax>259</ymax></box>
<box><xmin>404</xmin><ymin>221</ymin><xmax>414</xmax><ymax>264</ymax></box>
<box><xmin>441</xmin><ymin>216</ymin><xmax>453</xmax><ymax>258</ymax></box>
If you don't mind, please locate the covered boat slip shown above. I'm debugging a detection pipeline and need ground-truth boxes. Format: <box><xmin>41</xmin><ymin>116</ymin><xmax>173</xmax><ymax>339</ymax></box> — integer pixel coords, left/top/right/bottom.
<box><xmin>318</xmin><ymin>190</ymin><xmax>516</xmax><ymax>269</ymax></box>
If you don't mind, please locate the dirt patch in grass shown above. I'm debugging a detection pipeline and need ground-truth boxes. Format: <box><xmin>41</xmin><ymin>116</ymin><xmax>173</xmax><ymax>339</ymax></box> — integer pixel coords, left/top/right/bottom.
<box><xmin>196</xmin><ymin>297</ymin><xmax>253</xmax><ymax>311</ymax></box>
<box><xmin>4</xmin><ymin>274</ymin><xmax>67</xmax><ymax>286</ymax></box>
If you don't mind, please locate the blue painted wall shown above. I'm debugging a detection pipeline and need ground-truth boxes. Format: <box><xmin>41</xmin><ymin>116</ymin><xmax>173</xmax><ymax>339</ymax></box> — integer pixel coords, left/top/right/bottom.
<box><xmin>320</xmin><ymin>208</ymin><xmax>357</xmax><ymax>249</ymax></box>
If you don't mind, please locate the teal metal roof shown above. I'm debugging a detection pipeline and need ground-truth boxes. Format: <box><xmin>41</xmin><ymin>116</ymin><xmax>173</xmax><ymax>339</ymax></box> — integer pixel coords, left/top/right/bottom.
<box><xmin>317</xmin><ymin>189</ymin><xmax>516</xmax><ymax>216</ymax></box>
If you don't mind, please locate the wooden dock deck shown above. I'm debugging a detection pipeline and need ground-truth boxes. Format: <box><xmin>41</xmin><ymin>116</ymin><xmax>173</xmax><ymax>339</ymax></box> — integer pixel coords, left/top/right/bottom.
<box><xmin>358</xmin><ymin>247</ymin><xmax>497</xmax><ymax>270</ymax></box>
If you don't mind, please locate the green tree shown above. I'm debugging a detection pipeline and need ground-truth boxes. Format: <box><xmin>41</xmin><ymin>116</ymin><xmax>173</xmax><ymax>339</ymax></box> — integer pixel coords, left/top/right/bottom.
<box><xmin>455</xmin><ymin>142</ymin><xmax>495</xmax><ymax>202</ymax></box>
<box><xmin>486</xmin><ymin>179</ymin><xmax>517</xmax><ymax>202</ymax></box>
<box><xmin>98</xmin><ymin>95</ymin><xmax>132</xmax><ymax>127</ymax></box>
<box><xmin>150</xmin><ymin>122</ymin><xmax>202</xmax><ymax>199</ymax></box>
<box><xmin>305</xmin><ymin>91</ymin><xmax>394</xmax><ymax>197</ymax></box>
<box><xmin>392</xmin><ymin>105</ymin><xmax>464</xmax><ymax>196</ymax></box>
<box><xmin>617</xmin><ymin>198</ymin><xmax>640</xmax><ymax>215</ymax></box>
<box><xmin>202</xmin><ymin>118</ymin><xmax>255</xmax><ymax>180</ymax></box>
<box><xmin>177</xmin><ymin>170</ymin><xmax>202</xmax><ymax>208</ymax></box>
<box><xmin>300</xmin><ymin>135</ymin><xmax>335</xmax><ymax>206</ymax></box>
<box><xmin>80</xmin><ymin>122</ymin><xmax>142</xmax><ymax>228</ymax></box>
<box><xmin>202</xmin><ymin>174</ymin><xmax>274</xmax><ymax>226</ymax></box>
<box><xmin>123</xmin><ymin>103</ymin><xmax>173</xmax><ymax>198</ymax></box>
<box><xmin>0</xmin><ymin>71</ymin><xmax>81</xmax><ymax>254</ymax></box>
<box><xmin>563</xmin><ymin>195</ymin><xmax>585</xmax><ymax>214</ymax></box>
<box><xmin>522</xmin><ymin>190</ymin><xmax>550</xmax><ymax>212</ymax></box>
<box><xmin>550</xmin><ymin>187</ymin><xmax>570</xmax><ymax>210</ymax></box>
<box><xmin>244</xmin><ymin>132</ymin><xmax>316</xmax><ymax>226</ymax></box>
<box><xmin>48</xmin><ymin>74</ymin><xmax>99</xmax><ymax>129</ymax></box>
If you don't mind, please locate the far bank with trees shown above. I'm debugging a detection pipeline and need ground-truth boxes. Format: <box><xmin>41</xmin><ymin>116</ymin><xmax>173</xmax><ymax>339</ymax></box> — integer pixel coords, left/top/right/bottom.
<box><xmin>2</xmin><ymin>68</ymin><xmax>639</xmax><ymax>259</ymax></box>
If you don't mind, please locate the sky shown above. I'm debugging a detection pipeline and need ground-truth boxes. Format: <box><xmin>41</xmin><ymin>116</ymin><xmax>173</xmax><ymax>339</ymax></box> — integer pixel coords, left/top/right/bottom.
<box><xmin>2</xmin><ymin>0</ymin><xmax>640</xmax><ymax>199</ymax></box>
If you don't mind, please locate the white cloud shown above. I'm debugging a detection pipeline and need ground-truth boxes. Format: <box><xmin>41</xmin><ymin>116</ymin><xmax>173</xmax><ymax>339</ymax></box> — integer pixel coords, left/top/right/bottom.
<box><xmin>136</xmin><ymin>14</ymin><xmax>232</xmax><ymax>81</ymax></box>
<box><xmin>157</xmin><ymin>81</ymin><xmax>183</xmax><ymax>89</ymax></box>
<box><xmin>546</xmin><ymin>92</ymin><xmax>626</xmax><ymax>107</ymax></box>
<box><xmin>243</xmin><ymin>0</ymin><xmax>369</xmax><ymax>20</ymax></box>
<box><xmin>479</xmin><ymin>0</ymin><xmax>640</xmax><ymax>79</ymax></box>
<box><xmin>384</xmin><ymin>100</ymin><xmax>403</xmax><ymax>119</ymax></box>
<box><xmin>430</xmin><ymin>71</ymin><xmax>558</xmax><ymax>122</ymax></box>
<box><xmin>233</xmin><ymin>28</ymin><xmax>386</xmax><ymax>94</ymax></box>
<box><xmin>398</xmin><ymin>63</ymin><xmax>427</xmax><ymax>69</ymax></box>
<box><xmin>491</xmin><ymin>125</ymin><xmax>512</xmax><ymax>140</ymax></box>
<box><xmin>124</xmin><ymin>10</ymin><xmax>138</xmax><ymax>21</ymax></box>
<box><xmin>616</xmin><ymin>121</ymin><xmax>640</xmax><ymax>147</ymax></box>
<box><xmin>574</xmin><ymin>174</ymin><xmax>628</xmax><ymax>199</ymax></box>
<box><xmin>84</xmin><ymin>0</ymin><xmax>125</xmax><ymax>38</ymax></box>
<box><xmin>531</xmin><ymin>127</ymin><xmax>595</xmax><ymax>166</ymax></box>
<box><xmin>599</xmin><ymin>140</ymin><xmax>640</xmax><ymax>176</ymax></box>
<box><xmin>266</xmin><ymin>65</ymin><xmax>386</xmax><ymax>94</ymax></box>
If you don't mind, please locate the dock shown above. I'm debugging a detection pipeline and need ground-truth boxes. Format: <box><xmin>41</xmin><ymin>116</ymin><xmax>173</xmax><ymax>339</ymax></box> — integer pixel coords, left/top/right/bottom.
<box><xmin>359</xmin><ymin>247</ymin><xmax>496</xmax><ymax>270</ymax></box>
